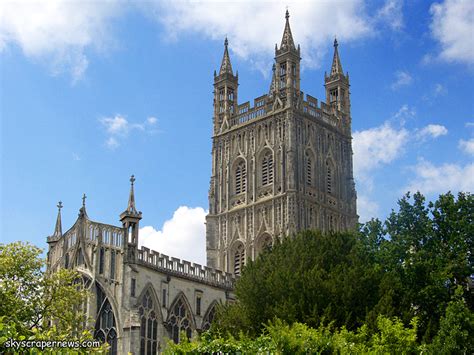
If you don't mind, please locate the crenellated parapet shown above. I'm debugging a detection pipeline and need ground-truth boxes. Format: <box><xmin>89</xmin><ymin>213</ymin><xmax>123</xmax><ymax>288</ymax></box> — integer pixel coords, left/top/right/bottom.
<box><xmin>137</xmin><ymin>247</ymin><xmax>234</xmax><ymax>290</ymax></box>
<box><xmin>223</xmin><ymin>91</ymin><xmax>350</xmax><ymax>135</ymax></box>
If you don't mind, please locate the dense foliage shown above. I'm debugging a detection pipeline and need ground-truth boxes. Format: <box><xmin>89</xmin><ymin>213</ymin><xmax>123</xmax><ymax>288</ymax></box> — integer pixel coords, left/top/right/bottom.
<box><xmin>0</xmin><ymin>242</ymin><xmax>104</xmax><ymax>353</ymax></box>
<box><xmin>169</xmin><ymin>192</ymin><xmax>474</xmax><ymax>353</ymax></box>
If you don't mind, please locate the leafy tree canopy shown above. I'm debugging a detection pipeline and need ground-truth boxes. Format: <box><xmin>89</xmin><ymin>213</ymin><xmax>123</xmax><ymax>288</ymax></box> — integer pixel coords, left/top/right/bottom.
<box><xmin>0</xmin><ymin>242</ymin><xmax>104</xmax><ymax>353</ymax></box>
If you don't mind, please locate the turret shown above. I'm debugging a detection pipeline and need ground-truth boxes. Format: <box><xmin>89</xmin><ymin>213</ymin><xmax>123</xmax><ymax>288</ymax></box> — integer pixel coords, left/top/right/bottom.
<box><xmin>120</xmin><ymin>175</ymin><xmax>142</xmax><ymax>264</ymax></box>
<box><xmin>213</xmin><ymin>38</ymin><xmax>238</xmax><ymax>134</ymax></box>
<box><xmin>274</xmin><ymin>10</ymin><xmax>301</xmax><ymax>107</ymax></box>
<box><xmin>325</xmin><ymin>38</ymin><xmax>351</xmax><ymax>116</ymax></box>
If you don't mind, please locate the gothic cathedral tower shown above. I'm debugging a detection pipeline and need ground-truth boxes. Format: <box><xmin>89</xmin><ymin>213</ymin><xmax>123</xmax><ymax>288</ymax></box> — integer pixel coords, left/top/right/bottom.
<box><xmin>206</xmin><ymin>11</ymin><xmax>358</xmax><ymax>275</ymax></box>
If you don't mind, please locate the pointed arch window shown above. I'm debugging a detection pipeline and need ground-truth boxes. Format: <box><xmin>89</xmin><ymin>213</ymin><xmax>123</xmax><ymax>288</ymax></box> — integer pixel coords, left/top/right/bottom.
<box><xmin>95</xmin><ymin>284</ymin><xmax>117</xmax><ymax>354</ymax></box>
<box><xmin>139</xmin><ymin>290</ymin><xmax>158</xmax><ymax>355</ymax></box>
<box><xmin>167</xmin><ymin>296</ymin><xmax>193</xmax><ymax>344</ymax></box>
<box><xmin>76</xmin><ymin>248</ymin><xmax>84</xmax><ymax>266</ymax></box>
<box><xmin>235</xmin><ymin>160</ymin><xmax>246</xmax><ymax>194</ymax></box>
<box><xmin>261</xmin><ymin>152</ymin><xmax>274</xmax><ymax>186</ymax></box>
<box><xmin>202</xmin><ymin>303</ymin><xmax>217</xmax><ymax>331</ymax></box>
<box><xmin>234</xmin><ymin>244</ymin><xmax>245</xmax><ymax>276</ymax></box>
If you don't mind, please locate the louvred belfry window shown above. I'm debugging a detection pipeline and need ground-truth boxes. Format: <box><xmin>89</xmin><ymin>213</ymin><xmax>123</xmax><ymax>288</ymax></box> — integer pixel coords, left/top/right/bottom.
<box><xmin>234</xmin><ymin>244</ymin><xmax>245</xmax><ymax>276</ymax></box>
<box><xmin>326</xmin><ymin>161</ymin><xmax>333</xmax><ymax>194</ymax></box>
<box><xmin>261</xmin><ymin>153</ymin><xmax>274</xmax><ymax>186</ymax></box>
<box><xmin>306</xmin><ymin>154</ymin><xmax>312</xmax><ymax>186</ymax></box>
<box><xmin>235</xmin><ymin>161</ymin><xmax>246</xmax><ymax>194</ymax></box>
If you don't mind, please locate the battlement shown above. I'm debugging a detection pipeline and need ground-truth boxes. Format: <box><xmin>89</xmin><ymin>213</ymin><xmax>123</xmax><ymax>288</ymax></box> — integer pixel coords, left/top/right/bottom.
<box><xmin>228</xmin><ymin>91</ymin><xmax>341</xmax><ymax>130</ymax></box>
<box><xmin>137</xmin><ymin>246</ymin><xmax>234</xmax><ymax>290</ymax></box>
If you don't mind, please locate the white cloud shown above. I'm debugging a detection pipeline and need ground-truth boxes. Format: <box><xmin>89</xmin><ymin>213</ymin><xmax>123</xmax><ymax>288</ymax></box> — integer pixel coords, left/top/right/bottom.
<box><xmin>139</xmin><ymin>206</ymin><xmax>207</xmax><ymax>265</ymax></box>
<box><xmin>105</xmin><ymin>137</ymin><xmax>119</xmax><ymax>150</ymax></box>
<box><xmin>393</xmin><ymin>104</ymin><xmax>416</xmax><ymax>125</ymax></box>
<box><xmin>417</xmin><ymin>124</ymin><xmax>448</xmax><ymax>139</ymax></box>
<box><xmin>357</xmin><ymin>194</ymin><xmax>380</xmax><ymax>222</ymax></box>
<box><xmin>0</xmin><ymin>0</ymin><xmax>123</xmax><ymax>80</ymax></box>
<box><xmin>147</xmin><ymin>116</ymin><xmax>158</xmax><ymax>125</ymax></box>
<box><xmin>99</xmin><ymin>114</ymin><xmax>158</xmax><ymax>149</ymax></box>
<box><xmin>353</xmin><ymin>121</ymin><xmax>409</xmax><ymax>188</ymax></box>
<box><xmin>406</xmin><ymin>159</ymin><xmax>474</xmax><ymax>194</ymax></box>
<box><xmin>377</xmin><ymin>0</ymin><xmax>404</xmax><ymax>31</ymax></box>
<box><xmin>391</xmin><ymin>70</ymin><xmax>413</xmax><ymax>90</ymax></box>
<box><xmin>430</xmin><ymin>0</ymin><xmax>474</xmax><ymax>65</ymax></box>
<box><xmin>459</xmin><ymin>138</ymin><xmax>474</xmax><ymax>155</ymax></box>
<box><xmin>150</xmin><ymin>0</ymin><xmax>372</xmax><ymax>70</ymax></box>
<box><xmin>101</xmin><ymin>115</ymin><xmax>129</xmax><ymax>136</ymax></box>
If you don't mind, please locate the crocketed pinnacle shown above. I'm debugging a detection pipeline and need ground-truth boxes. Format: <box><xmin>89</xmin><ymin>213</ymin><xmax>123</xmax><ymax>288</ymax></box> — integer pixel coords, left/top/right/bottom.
<box><xmin>53</xmin><ymin>201</ymin><xmax>63</xmax><ymax>238</ymax></box>
<box><xmin>126</xmin><ymin>175</ymin><xmax>138</xmax><ymax>214</ymax></box>
<box><xmin>269</xmin><ymin>63</ymin><xmax>277</xmax><ymax>94</ymax></box>
<box><xmin>330</xmin><ymin>37</ymin><xmax>344</xmax><ymax>76</ymax></box>
<box><xmin>280</xmin><ymin>10</ymin><xmax>296</xmax><ymax>51</ymax></box>
<box><xmin>219</xmin><ymin>37</ymin><xmax>234</xmax><ymax>75</ymax></box>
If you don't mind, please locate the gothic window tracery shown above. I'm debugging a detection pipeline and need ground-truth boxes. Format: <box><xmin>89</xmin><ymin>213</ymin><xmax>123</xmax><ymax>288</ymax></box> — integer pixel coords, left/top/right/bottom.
<box><xmin>139</xmin><ymin>290</ymin><xmax>158</xmax><ymax>355</ymax></box>
<box><xmin>201</xmin><ymin>303</ymin><xmax>217</xmax><ymax>331</ymax></box>
<box><xmin>167</xmin><ymin>295</ymin><xmax>193</xmax><ymax>344</ymax></box>
<box><xmin>95</xmin><ymin>284</ymin><xmax>117</xmax><ymax>354</ymax></box>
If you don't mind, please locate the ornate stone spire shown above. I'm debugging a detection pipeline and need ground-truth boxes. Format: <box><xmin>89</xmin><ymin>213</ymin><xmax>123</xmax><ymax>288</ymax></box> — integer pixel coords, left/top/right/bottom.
<box><xmin>330</xmin><ymin>37</ymin><xmax>344</xmax><ymax>77</ymax></box>
<box><xmin>53</xmin><ymin>201</ymin><xmax>63</xmax><ymax>238</ymax></box>
<box><xmin>127</xmin><ymin>174</ymin><xmax>137</xmax><ymax>214</ymax></box>
<box><xmin>279</xmin><ymin>10</ymin><xmax>296</xmax><ymax>51</ymax></box>
<box><xmin>219</xmin><ymin>37</ymin><xmax>234</xmax><ymax>75</ymax></box>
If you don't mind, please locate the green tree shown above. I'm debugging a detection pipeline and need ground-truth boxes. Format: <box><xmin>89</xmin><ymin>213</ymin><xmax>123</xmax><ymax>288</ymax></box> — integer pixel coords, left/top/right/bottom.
<box><xmin>217</xmin><ymin>230</ymin><xmax>383</xmax><ymax>336</ymax></box>
<box><xmin>0</xmin><ymin>242</ymin><xmax>103</xmax><ymax>353</ymax></box>
<box><xmin>375</xmin><ymin>192</ymin><xmax>473</xmax><ymax>340</ymax></box>
<box><xmin>429</xmin><ymin>286</ymin><xmax>474</xmax><ymax>354</ymax></box>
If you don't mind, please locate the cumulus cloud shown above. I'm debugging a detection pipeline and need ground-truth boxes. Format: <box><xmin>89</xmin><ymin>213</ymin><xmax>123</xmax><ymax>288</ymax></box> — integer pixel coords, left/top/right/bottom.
<box><xmin>391</xmin><ymin>70</ymin><xmax>413</xmax><ymax>90</ymax></box>
<box><xmin>0</xmin><ymin>0</ymin><xmax>123</xmax><ymax>80</ymax></box>
<box><xmin>353</xmin><ymin>121</ymin><xmax>409</xmax><ymax>188</ymax></box>
<box><xmin>139</xmin><ymin>206</ymin><xmax>207</xmax><ymax>265</ymax></box>
<box><xmin>430</xmin><ymin>0</ymin><xmax>474</xmax><ymax>65</ymax></box>
<box><xmin>417</xmin><ymin>124</ymin><xmax>448</xmax><ymax>139</ymax></box>
<box><xmin>459</xmin><ymin>138</ymin><xmax>474</xmax><ymax>155</ymax></box>
<box><xmin>405</xmin><ymin>159</ymin><xmax>474</xmax><ymax>194</ymax></box>
<box><xmin>149</xmin><ymin>0</ymin><xmax>372</xmax><ymax>70</ymax></box>
<box><xmin>99</xmin><ymin>114</ymin><xmax>158</xmax><ymax>149</ymax></box>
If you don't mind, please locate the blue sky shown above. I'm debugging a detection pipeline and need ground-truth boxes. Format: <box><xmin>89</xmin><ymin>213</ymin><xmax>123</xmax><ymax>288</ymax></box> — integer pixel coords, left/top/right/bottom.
<box><xmin>1</xmin><ymin>0</ymin><xmax>473</xmax><ymax>264</ymax></box>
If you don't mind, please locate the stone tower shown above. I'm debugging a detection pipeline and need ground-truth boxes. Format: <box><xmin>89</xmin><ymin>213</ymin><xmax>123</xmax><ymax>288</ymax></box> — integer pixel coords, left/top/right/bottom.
<box><xmin>206</xmin><ymin>11</ymin><xmax>358</xmax><ymax>275</ymax></box>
